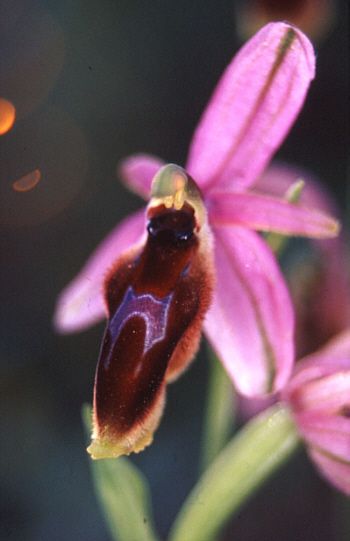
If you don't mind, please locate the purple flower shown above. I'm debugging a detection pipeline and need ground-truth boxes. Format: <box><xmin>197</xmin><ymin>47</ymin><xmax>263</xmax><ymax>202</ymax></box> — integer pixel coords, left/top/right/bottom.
<box><xmin>54</xmin><ymin>23</ymin><xmax>339</xmax><ymax>457</ymax></box>
<box><xmin>282</xmin><ymin>330</ymin><xmax>350</xmax><ymax>495</ymax></box>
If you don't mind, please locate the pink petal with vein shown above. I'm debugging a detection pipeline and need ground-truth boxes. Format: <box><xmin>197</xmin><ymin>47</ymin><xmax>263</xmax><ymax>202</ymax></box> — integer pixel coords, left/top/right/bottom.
<box><xmin>282</xmin><ymin>331</ymin><xmax>350</xmax><ymax>399</ymax></box>
<box><xmin>204</xmin><ymin>225</ymin><xmax>294</xmax><ymax>396</ymax></box>
<box><xmin>257</xmin><ymin>164</ymin><xmax>350</xmax><ymax>352</ymax></box>
<box><xmin>255</xmin><ymin>163</ymin><xmax>343</xmax><ymax>217</ymax></box>
<box><xmin>118</xmin><ymin>154</ymin><xmax>165</xmax><ymax>199</ymax></box>
<box><xmin>295</xmin><ymin>372</ymin><xmax>350</xmax><ymax>414</ymax></box>
<box><xmin>208</xmin><ymin>192</ymin><xmax>339</xmax><ymax>237</ymax></box>
<box><xmin>54</xmin><ymin>210</ymin><xmax>146</xmax><ymax>333</ymax></box>
<box><xmin>308</xmin><ymin>447</ymin><xmax>350</xmax><ymax>495</ymax></box>
<box><xmin>186</xmin><ymin>23</ymin><xmax>315</xmax><ymax>193</ymax></box>
<box><xmin>295</xmin><ymin>412</ymin><xmax>350</xmax><ymax>462</ymax></box>
<box><xmin>282</xmin><ymin>330</ymin><xmax>350</xmax><ymax>494</ymax></box>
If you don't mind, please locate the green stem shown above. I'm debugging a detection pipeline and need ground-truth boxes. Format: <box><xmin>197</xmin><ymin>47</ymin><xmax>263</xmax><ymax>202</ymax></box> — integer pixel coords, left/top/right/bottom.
<box><xmin>169</xmin><ymin>404</ymin><xmax>300</xmax><ymax>541</ymax></box>
<box><xmin>82</xmin><ymin>405</ymin><xmax>160</xmax><ymax>541</ymax></box>
<box><xmin>200</xmin><ymin>348</ymin><xmax>235</xmax><ymax>471</ymax></box>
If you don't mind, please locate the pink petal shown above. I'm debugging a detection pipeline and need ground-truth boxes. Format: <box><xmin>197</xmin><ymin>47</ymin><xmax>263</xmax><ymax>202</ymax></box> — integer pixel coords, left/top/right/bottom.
<box><xmin>295</xmin><ymin>412</ymin><xmax>350</xmax><ymax>463</ymax></box>
<box><xmin>295</xmin><ymin>372</ymin><xmax>350</xmax><ymax>414</ymax></box>
<box><xmin>316</xmin><ymin>329</ymin><xmax>350</xmax><ymax>361</ymax></box>
<box><xmin>53</xmin><ymin>210</ymin><xmax>146</xmax><ymax>333</ymax></box>
<box><xmin>118</xmin><ymin>154</ymin><xmax>165</xmax><ymax>199</ymax></box>
<box><xmin>208</xmin><ymin>191</ymin><xmax>339</xmax><ymax>237</ymax></box>
<box><xmin>254</xmin><ymin>163</ymin><xmax>347</xmax><ymax>264</ymax></box>
<box><xmin>256</xmin><ymin>164</ymin><xmax>350</xmax><ymax>352</ymax></box>
<box><xmin>284</xmin><ymin>331</ymin><xmax>350</xmax><ymax>393</ymax></box>
<box><xmin>254</xmin><ymin>163</ymin><xmax>340</xmax><ymax>213</ymax></box>
<box><xmin>308</xmin><ymin>447</ymin><xmax>350</xmax><ymax>495</ymax></box>
<box><xmin>186</xmin><ymin>23</ymin><xmax>315</xmax><ymax>193</ymax></box>
<box><xmin>204</xmin><ymin>225</ymin><xmax>294</xmax><ymax>396</ymax></box>
<box><xmin>288</xmin><ymin>329</ymin><xmax>350</xmax><ymax>378</ymax></box>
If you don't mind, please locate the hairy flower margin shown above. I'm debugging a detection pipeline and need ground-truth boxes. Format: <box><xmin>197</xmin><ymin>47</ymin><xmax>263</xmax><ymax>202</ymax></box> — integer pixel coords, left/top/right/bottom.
<box><xmin>54</xmin><ymin>23</ymin><xmax>341</xmax><ymax>458</ymax></box>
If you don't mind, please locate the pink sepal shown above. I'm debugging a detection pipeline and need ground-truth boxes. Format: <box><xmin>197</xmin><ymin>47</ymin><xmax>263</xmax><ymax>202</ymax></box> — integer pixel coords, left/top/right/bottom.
<box><xmin>118</xmin><ymin>154</ymin><xmax>165</xmax><ymax>200</ymax></box>
<box><xmin>186</xmin><ymin>23</ymin><xmax>315</xmax><ymax>193</ymax></box>
<box><xmin>208</xmin><ymin>191</ymin><xmax>339</xmax><ymax>237</ymax></box>
<box><xmin>54</xmin><ymin>210</ymin><xmax>146</xmax><ymax>333</ymax></box>
<box><xmin>204</xmin><ymin>224</ymin><xmax>294</xmax><ymax>396</ymax></box>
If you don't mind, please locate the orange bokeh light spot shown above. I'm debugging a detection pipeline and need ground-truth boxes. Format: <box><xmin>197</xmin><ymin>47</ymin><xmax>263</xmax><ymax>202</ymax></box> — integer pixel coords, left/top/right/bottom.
<box><xmin>12</xmin><ymin>169</ymin><xmax>41</xmax><ymax>192</ymax></box>
<box><xmin>0</xmin><ymin>98</ymin><xmax>16</xmax><ymax>135</ymax></box>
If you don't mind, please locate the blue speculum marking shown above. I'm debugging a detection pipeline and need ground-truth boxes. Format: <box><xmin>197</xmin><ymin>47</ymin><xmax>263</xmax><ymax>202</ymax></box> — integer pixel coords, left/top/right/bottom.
<box><xmin>105</xmin><ymin>285</ymin><xmax>173</xmax><ymax>368</ymax></box>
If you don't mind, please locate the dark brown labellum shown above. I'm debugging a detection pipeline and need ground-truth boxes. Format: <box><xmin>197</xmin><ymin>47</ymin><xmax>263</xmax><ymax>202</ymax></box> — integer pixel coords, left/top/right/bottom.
<box><xmin>90</xmin><ymin>201</ymin><xmax>214</xmax><ymax>457</ymax></box>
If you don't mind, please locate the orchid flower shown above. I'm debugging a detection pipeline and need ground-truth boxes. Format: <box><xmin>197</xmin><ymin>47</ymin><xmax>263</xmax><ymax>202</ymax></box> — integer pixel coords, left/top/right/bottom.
<box><xmin>54</xmin><ymin>23</ymin><xmax>339</xmax><ymax>458</ymax></box>
<box><xmin>282</xmin><ymin>329</ymin><xmax>350</xmax><ymax>495</ymax></box>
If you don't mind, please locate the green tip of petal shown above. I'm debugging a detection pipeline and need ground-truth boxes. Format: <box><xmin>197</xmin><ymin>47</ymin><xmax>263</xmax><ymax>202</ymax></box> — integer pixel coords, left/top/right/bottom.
<box><xmin>285</xmin><ymin>178</ymin><xmax>305</xmax><ymax>204</ymax></box>
<box><xmin>287</xmin><ymin>178</ymin><xmax>341</xmax><ymax>239</ymax></box>
<box><xmin>265</xmin><ymin>178</ymin><xmax>306</xmax><ymax>255</ymax></box>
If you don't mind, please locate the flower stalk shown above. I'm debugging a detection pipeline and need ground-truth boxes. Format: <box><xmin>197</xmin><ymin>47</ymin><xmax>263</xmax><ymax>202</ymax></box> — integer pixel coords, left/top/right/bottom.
<box><xmin>82</xmin><ymin>405</ymin><xmax>160</xmax><ymax>541</ymax></box>
<box><xmin>169</xmin><ymin>404</ymin><xmax>300</xmax><ymax>541</ymax></box>
<box><xmin>200</xmin><ymin>347</ymin><xmax>235</xmax><ymax>471</ymax></box>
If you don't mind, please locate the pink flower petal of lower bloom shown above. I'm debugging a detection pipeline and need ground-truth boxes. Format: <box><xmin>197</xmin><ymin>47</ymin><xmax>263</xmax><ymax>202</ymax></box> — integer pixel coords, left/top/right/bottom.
<box><xmin>208</xmin><ymin>191</ymin><xmax>339</xmax><ymax>237</ymax></box>
<box><xmin>282</xmin><ymin>331</ymin><xmax>350</xmax><ymax>494</ymax></box>
<box><xmin>53</xmin><ymin>210</ymin><xmax>146</xmax><ymax>333</ymax></box>
<box><xmin>308</xmin><ymin>447</ymin><xmax>350</xmax><ymax>495</ymax></box>
<box><xmin>186</xmin><ymin>22</ymin><xmax>315</xmax><ymax>193</ymax></box>
<box><xmin>204</xmin><ymin>225</ymin><xmax>294</xmax><ymax>396</ymax></box>
<box><xmin>282</xmin><ymin>330</ymin><xmax>350</xmax><ymax>401</ymax></box>
<box><xmin>294</xmin><ymin>412</ymin><xmax>350</xmax><ymax>462</ymax></box>
<box><xmin>118</xmin><ymin>154</ymin><xmax>165</xmax><ymax>200</ymax></box>
<box><xmin>295</xmin><ymin>372</ymin><xmax>350</xmax><ymax>414</ymax></box>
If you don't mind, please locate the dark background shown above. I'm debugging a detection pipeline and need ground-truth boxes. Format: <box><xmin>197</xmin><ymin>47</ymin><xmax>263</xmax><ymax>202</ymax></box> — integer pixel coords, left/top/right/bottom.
<box><xmin>1</xmin><ymin>1</ymin><xmax>348</xmax><ymax>540</ymax></box>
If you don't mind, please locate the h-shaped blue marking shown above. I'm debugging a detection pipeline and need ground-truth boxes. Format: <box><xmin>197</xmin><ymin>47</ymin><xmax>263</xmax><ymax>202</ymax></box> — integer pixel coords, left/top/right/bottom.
<box><xmin>105</xmin><ymin>286</ymin><xmax>173</xmax><ymax>368</ymax></box>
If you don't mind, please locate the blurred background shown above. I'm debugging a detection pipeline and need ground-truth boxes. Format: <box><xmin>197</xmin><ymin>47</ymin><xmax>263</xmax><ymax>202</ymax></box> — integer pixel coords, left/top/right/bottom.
<box><xmin>1</xmin><ymin>1</ymin><xmax>348</xmax><ymax>540</ymax></box>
